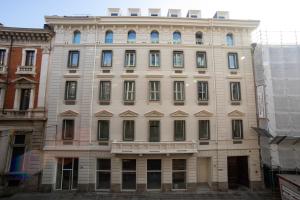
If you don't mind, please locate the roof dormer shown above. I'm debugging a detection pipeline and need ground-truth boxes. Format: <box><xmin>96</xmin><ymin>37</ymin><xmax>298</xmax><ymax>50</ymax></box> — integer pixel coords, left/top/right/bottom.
<box><xmin>167</xmin><ymin>9</ymin><xmax>181</xmax><ymax>18</ymax></box>
<box><xmin>187</xmin><ymin>10</ymin><xmax>201</xmax><ymax>18</ymax></box>
<box><xmin>213</xmin><ymin>11</ymin><xmax>229</xmax><ymax>19</ymax></box>
<box><xmin>107</xmin><ymin>8</ymin><xmax>121</xmax><ymax>16</ymax></box>
<box><xmin>148</xmin><ymin>8</ymin><xmax>161</xmax><ymax>17</ymax></box>
<box><xmin>128</xmin><ymin>8</ymin><xmax>141</xmax><ymax>16</ymax></box>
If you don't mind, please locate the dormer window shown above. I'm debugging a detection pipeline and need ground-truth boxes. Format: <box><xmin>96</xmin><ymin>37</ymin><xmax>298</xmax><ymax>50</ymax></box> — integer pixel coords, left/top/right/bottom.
<box><xmin>72</xmin><ymin>30</ymin><xmax>81</xmax><ymax>44</ymax></box>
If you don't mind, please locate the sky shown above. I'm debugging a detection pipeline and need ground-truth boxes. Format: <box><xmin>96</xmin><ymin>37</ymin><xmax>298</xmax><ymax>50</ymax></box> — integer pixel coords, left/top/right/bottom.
<box><xmin>1</xmin><ymin>0</ymin><xmax>300</xmax><ymax>32</ymax></box>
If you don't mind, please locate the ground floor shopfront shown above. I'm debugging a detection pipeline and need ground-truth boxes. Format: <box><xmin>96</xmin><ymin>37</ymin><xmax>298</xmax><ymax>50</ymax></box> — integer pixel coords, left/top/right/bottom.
<box><xmin>41</xmin><ymin>149</ymin><xmax>263</xmax><ymax>192</ymax></box>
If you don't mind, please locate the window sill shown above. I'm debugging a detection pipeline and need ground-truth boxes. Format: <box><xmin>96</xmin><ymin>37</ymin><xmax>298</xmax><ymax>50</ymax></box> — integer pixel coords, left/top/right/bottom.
<box><xmin>123</xmin><ymin>101</ymin><xmax>135</xmax><ymax>105</ymax></box>
<box><xmin>99</xmin><ymin>101</ymin><xmax>110</xmax><ymax>105</ymax></box>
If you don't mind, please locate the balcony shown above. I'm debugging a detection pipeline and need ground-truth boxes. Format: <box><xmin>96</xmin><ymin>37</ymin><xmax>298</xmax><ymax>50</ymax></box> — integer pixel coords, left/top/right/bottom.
<box><xmin>0</xmin><ymin>65</ymin><xmax>7</xmax><ymax>74</ymax></box>
<box><xmin>16</xmin><ymin>65</ymin><xmax>36</xmax><ymax>75</ymax></box>
<box><xmin>111</xmin><ymin>141</ymin><xmax>197</xmax><ymax>154</ymax></box>
<box><xmin>0</xmin><ymin>109</ymin><xmax>46</xmax><ymax>120</ymax></box>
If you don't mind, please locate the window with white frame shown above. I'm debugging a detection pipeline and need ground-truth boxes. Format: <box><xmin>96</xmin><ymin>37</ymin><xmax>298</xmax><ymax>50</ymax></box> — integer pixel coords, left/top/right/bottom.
<box><xmin>62</xmin><ymin>119</ymin><xmax>75</xmax><ymax>140</ymax></box>
<box><xmin>149</xmin><ymin>51</ymin><xmax>160</xmax><ymax>67</ymax></box>
<box><xmin>174</xmin><ymin>120</ymin><xmax>185</xmax><ymax>141</ymax></box>
<box><xmin>68</xmin><ymin>51</ymin><xmax>80</xmax><ymax>68</ymax></box>
<box><xmin>56</xmin><ymin>158</ymin><xmax>78</xmax><ymax>190</ymax></box>
<box><xmin>232</xmin><ymin>119</ymin><xmax>243</xmax><ymax>139</ymax></box>
<box><xmin>123</xmin><ymin>120</ymin><xmax>134</xmax><ymax>141</ymax></box>
<box><xmin>99</xmin><ymin>81</ymin><xmax>111</xmax><ymax>103</ymax></box>
<box><xmin>172</xmin><ymin>159</ymin><xmax>186</xmax><ymax>189</ymax></box>
<box><xmin>101</xmin><ymin>50</ymin><xmax>112</xmax><ymax>67</ymax></box>
<box><xmin>149</xmin><ymin>81</ymin><xmax>160</xmax><ymax>101</ymax></box>
<box><xmin>96</xmin><ymin>159</ymin><xmax>111</xmax><ymax>190</ymax></box>
<box><xmin>199</xmin><ymin>120</ymin><xmax>210</xmax><ymax>140</ymax></box>
<box><xmin>228</xmin><ymin>53</ymin><xmax>238</xmax><ymax>69</ymax></box>
<box><xmin>98</xmin><ymin>120</ymin><xmax>109</xmax><ymax>141</ymax></box>
<box><xmin>173</xmin><ymin>51</ymin><xmax>184</xmax><ymax>68</ymax></box>
<box><xmin>123</xmin><ymin>81</ymin><xmax>135</xmax><ymax>102</ymax></box>
<box><xmin>0</xmin><ymin>49</ymin><xmax>6</xmax><ymax>66</ymax></box>
<box><xmin>125</xmin><ymin>50</ymin><xmax>136</xmax><ymax>67</ymax></box>
<box><xmin>65</xmin><ymin>81</ymin><xmax>77</xmax><ymax>101</ymax></box>
<box><xmin>230</xmin><ymin>82</ymin><xmax>241</xmax><ymax>101</ymax></box>
<box><xmin>24</xmin><ymin>50</ymin><xmax>35</xmax><ymax>66</ymax></box>
<box><xmin>196</xmin><ymin>52</ymin><xmax>207</xmax><ymax>68</ymax></box>
<box><xmin>197</xmin><ymin>81</ymin><xmax>208</xmax><ymax>101</ymax></box>
<box><xmin>174</xmin><ymin>81</ymin><xmax>185</xmax><ymax>102</ymax></box>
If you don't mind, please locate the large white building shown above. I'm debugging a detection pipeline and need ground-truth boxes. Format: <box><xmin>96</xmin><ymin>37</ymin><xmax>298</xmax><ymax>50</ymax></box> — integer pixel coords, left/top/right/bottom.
<box><xmin>41</xmin><ymin>9</ymin><xmax>262</xmax><ymax>192</ymax></box>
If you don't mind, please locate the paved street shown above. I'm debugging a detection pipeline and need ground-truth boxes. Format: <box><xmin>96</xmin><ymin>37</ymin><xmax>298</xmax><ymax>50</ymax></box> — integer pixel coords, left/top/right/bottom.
<box><xmin>1</xmin><ymin>190</ymin><xmax>281</xmax><ymax>200</ymax></box>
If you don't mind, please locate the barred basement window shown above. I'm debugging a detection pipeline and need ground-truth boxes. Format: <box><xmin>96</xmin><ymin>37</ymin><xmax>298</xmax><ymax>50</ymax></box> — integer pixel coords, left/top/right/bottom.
<box><xmin>96</xmin><ymin>159</ymin><xmax>111</xmax><ymax>190</ymax></box>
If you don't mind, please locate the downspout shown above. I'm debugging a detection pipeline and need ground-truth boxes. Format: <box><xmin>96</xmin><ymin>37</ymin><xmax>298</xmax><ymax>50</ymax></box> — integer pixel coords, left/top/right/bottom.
<box><xmin>2</xmin><ymin>35</ymin><xmax>13</xmax><ymax>114</ymax></box>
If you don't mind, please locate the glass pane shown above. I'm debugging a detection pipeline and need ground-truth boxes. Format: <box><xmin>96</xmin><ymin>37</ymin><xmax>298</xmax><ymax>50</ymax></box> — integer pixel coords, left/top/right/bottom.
<box><xmin>147</xmin><ymin>172</ymin><xmax>161</xmax><ymax>189</ymax></box>
<box><xmin>149</xmin><ymin>121</ymin><xmax>160</xmax><ymax>142</ymax></box>
<box><xmin>56</xmin><ymin>159</ymin><xmax>62</xmax><ymax>189</ymax></box>
<box><xmin>73</xmin><ymin>32</ymin><xmax>81</xmax><ymax>44</ymax></box>
<box><xmin>9</xmin><ymin>147</ymin><xmax>25</xmax><ymax>172</ymax></box>
<box><xmin>173</xmin><ymin>32</ymin><xmax>181</xmax><ymax>43</ymax></box>
<box><xmin>147</xmin><ymin>159</ymin><xmax>161</xmax><ymax>171</ymax></box>
<box><xmin>199</xmin><ymin>120</ymin><xmax>209</xmax><ymax>139</ymax></box>
<box><xmin>14</xmin><ymin>135</ymin><xmax>25</xmax><ymax>144</ymax></box>
<box><xmin>174</xmin><ymin>121</ymin><xmax>185</xmax><ymax>140</ymax></box>
<box><xmin>105</xmin><ymin>31</ymin><xmax>113</xmax><ymax>44</ymax></box>
<box><xmin>102</xmin><ymin>51</ymin><xmax>112</xmax><ymax>66</ymax></box>
<box><xmin>97</xmin><ymin>172</ymin><xmax>110</xmax><ymax>189</ymax></box>
<box><xmin>20</xmin><ymin>89</ymin><xmax>30</xmax><ymax>110</ymax></box>
<box><xmin>122</xmin><ymin>173</ymin><xmax>136</xmax><ymax>190</ymax></box>
<box><xmin>172</xmin><ymin>159</ymin><xmax>186</xmax><ymax>170</ymax></box>
<box><xmin>62</xmin><ymin>170</ymin><xmax>72</xmax><ymax>190</ymax></box>
<box><xmin>128</xmin><ymin>31</ymin><xmax>136</xmax><ymax>42</ymax></box>
<box><xmin>98</xmin><ymin>120</ymin><xmax>109</xmax><ymax>140</ymax></box>
<box><xmin>151</xmin><ymin>31</ymin><xmax>159</xmax><ymax>43</ymax></box>
<box><xmin>124</xmin><ymin>121</ymin><xmax>134</xmax><ymax>140</ymax></box>
<box><xmin>122</xmin><ymin>159</ymin><xmax>136</xmax><ymax>171</ymax></box>
<box><xmin>172</xmin><ymin>172</ymin><xmax>186</xmax><ymax>189</ymax></box>
<box><xmin>99</xmin><ymin>81</ymin><xmax>111</xmax><ymax>101</ymax></box>
<box><xmin>63</xmin><ymin>120</ymin><xmax>74</xmax><ymax>140</ymax></box>
<box><xmin>97</xmin><ymin>159</ymin><xmax>111</xmax><ymax>170</ymax></box>
<box><xmin>0</xmin><ymin>50</ymin><xmax>5</xmax><ymax>65</ymax></box>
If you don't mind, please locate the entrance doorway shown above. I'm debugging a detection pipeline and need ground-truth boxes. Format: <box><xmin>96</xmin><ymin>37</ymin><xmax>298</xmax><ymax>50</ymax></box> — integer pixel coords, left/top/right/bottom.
<box><xmin>227</xmin><ymin>156</ymin><xmax>249</xmax><ymax>189</ymax></box>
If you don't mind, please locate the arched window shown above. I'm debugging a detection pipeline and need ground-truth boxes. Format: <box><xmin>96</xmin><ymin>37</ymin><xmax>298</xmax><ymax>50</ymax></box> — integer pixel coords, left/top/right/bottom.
<box><xmin>105</xmin><ymin>30</ymin><xmax>113</xmax><ymax>44</ymax></box>
<box><xmin>226</xmin><ymin>33</ymin><xmax>234</xmax><ymax>46</ymax></box>
<box><xmin>173</xmin><ymin>31</ymin><xmax>181</xmax><ymax>44</ymax></box>
<box><xmin>73</xmin><ymin>30</ymin><xmax>81</xmax><ymax>44</ymax></box>
<box><xmin>195</xmin><ymin>32</ymin><xmax>203</xmax><ymax>45</ymax></box>
<box><xmin>128</xmin><ymin>30</ymin><xmax>136</xmax><ymax>43</ymax></box>
<box><xmin>150</xmin><ymin>30</ymin><xmax>159</xmax><ymax>43</ymax></box>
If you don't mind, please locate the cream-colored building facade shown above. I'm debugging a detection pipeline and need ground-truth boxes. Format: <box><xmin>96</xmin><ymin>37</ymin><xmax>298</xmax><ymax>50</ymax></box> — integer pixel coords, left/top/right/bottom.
<box><xmin>41</xmin><ymin>9</ymin><xmax>262</xmax><ymax>192</ymax></box>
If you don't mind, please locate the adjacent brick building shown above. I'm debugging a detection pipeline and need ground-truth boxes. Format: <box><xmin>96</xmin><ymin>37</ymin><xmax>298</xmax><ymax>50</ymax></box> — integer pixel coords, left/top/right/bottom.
<box><xmin>0</xmin><ymin>26</ymin><xmax>52</xmax><ymax>191</ymax></box>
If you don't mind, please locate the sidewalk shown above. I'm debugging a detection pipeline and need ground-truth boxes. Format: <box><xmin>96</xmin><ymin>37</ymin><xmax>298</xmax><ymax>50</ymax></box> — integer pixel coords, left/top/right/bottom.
<box><xmin>1</xmin><ymin>190</ymin><xmax>281</xmax><ymax>200</ymax></box>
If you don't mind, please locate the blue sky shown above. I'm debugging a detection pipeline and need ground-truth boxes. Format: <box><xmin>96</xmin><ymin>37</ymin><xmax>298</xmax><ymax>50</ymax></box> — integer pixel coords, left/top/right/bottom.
<box><xmin>1</xmin><ymin>0</ymin><xmax>300</xmax><ymax>31</ymax></box>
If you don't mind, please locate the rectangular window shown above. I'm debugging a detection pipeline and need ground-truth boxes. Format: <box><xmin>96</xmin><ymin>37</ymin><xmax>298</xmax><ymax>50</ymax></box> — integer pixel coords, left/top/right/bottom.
<box><xmin>199</xmin><ymin>120</ymin><xmax>210</xmax><ymax>140</ymax></box>
<box><xmin>228</xmin><ymin>53</ymin><xmax>238</xmax><ymax>69</ymax></box>
<box><xmin>172</xmin><ymin>159</ymin><xmax>186</xmax><ymax>189</ymax></box>
<box><xmin>0</xmin><ymin>49</ymin><xmax>6</xmax><ymax>66</ymax></box>
<box><xmin>98</xmin><ymin>120</ymin><xmax>109</xmax><ymax>141</ymax></box>
<box><xmin>25</xmin><ymin>50</ymin><xmax>35</xmax><ymax>66</ymax></box>
<box><xmin>196</xmin><ymin>52</ymin><xmax>207</xmax><ymax>68</ymax></box>
<box><xmin>68</xmin><ymin>51</ymin><xmax>80</xmax><ymax>68</ymax></box>
<box><xmin>149</xmin><ymin>51</ymin><xmax>160</xmax><ymax>67</ymax></box>
<box><xmin>111</xmin><ymin>13</ymin><xmax>118</xmax><ymax>16</ymax></box>
<box><xmin>149</xmin><ymin>120</ymin><xmax>160</xmax><ymax>142</ymax></box>
<box><xmin>131</xmin><ymin>13</ymin><xmax>138</xmax><ymax>16</ymax></box>
<box><xmin>122</xmin><ymin>159</ymin><xmax>136</xmax><ymax>190</ymax></box>
<box><xmin>197</xmin><ymin>81</ymin><xmax>208</xmax><ymax>101</ymax></box>
<box><xmin>125</xmin><ymin>50</ymin><xmax>136</xmax><ymax>67</ymax></box>
<box><xmin>230</xmin><ymin>82</ymin><xmax>241</xmax><ymax>101</ymax></box>
<box><xmin>19</xmin><ymin>88</ymin><xmax>31</xmax><ymax>110</ymax></box>
<box><xmin>174</xmin><ymin>81</ymin><xmax>185</xmax><ymax>102</ymax></box>
<box><xmin>123</xmin><ymin>120</ymin><xmax>134</xmax><ymax>141</ymax></box>
<box><xmin>9</xmin><ymin>135</ymin><xmax>26</xmax><ymax>172</ymax></box>
<box><xmin>174</xmin><ymin>120</ymin><xmax>185</xmax><ymax>141</ymax></box>
<box><xmin>232</xmin><ymin>120</ymin><xmax>243</xmax><ymax>139</ymax></box>
<box><xmin>65</xmin><ymin>81</ymin><xmax>77</xmax><ymax>101</ymax></box>
<box><xmin>62</xmin><ymin>119</ymin><xmax>75</xmax><ymax>140</ymax></box>
<box><xmin>173</xmin><ymin>51</ymin><xmax>184</xmax><ymax>68</ymax></box>
<box><xmin>56</xmin><ymin>158</ymin><xmax>78</xmax><ymax>190</ymax></box>
<box><xmin>96</xmin><ymin>159</ymin><xmax>111</xmax><ymax>190</ymax></box>
<box><xmin>123</xmin><ymin>81</ymin><xmax>135</xmax><ymax>102</ymax></box>
<box><xmin>147</xmin><ymin>159</ymin><xmax>161</xmax><ymax>190</ymax></box>
<box><xmin>101</xmin><ymin>50</ymin><xmax>112</xmax><ymax>67</ymax></box>
<box><xmin>99</xmin><ymin>81</ymin><xmax>111</xmax><ymax>103</ymax></box>
<box><xmin>149</xmin><ymin>81</ymin><xmax>160</xmax><ymax>101</ymax></box>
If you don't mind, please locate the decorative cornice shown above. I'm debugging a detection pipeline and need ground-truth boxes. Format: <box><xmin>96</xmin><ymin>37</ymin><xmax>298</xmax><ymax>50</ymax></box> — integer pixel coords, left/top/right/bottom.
<box><xmin>170</xmin><ymin>110</ymin><xmax>189</xmax><ymax>117</ymax></box>
<box><xmin>95</xmin><ymin>110</ymin><xmax>113</xmax><ymax>117</ymax></box>
<box><xmin>228</xmin><ymin>110</ymin><xmax>245</xmax><ymax>117</ymax></box>
<box><xmin>194</xmin><ymin>110</ymin><xmax>213</xmax><ymax>117</ymax></box>
<box><xmin>11</xmin><ymin>77</ymin><xmax>36</xmax><ymax>84</ymax></box>
<box><xmin>144</xmin><ymin>110</ymin><xmax>164</xmax><ymax>117</ymax></box>
<box><xmin>60</xmin><ymin>110</ymin><xmax>79</xmax><ymax>117</ymax></box>
<box><xmin>119</xmin><ymin>110</ymin><xmax>138</xmax><ymax>117</ymax></box>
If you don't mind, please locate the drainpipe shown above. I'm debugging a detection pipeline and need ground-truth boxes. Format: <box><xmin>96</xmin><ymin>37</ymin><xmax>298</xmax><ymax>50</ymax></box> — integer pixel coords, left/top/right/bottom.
<box><xmin>2</xmin><ymin>35</ymin><xmax>13</xmax><ymax>114</ymax></box>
